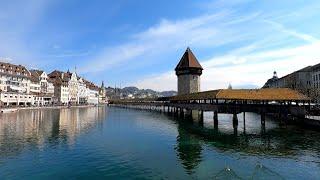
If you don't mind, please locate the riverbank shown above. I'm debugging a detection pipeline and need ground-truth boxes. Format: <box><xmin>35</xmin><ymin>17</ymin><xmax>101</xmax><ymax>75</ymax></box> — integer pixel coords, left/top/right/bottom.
<box><xmin>0</xmin><ymin>104</ymin><xmax>107</xmax><ymax>113</ymax></box>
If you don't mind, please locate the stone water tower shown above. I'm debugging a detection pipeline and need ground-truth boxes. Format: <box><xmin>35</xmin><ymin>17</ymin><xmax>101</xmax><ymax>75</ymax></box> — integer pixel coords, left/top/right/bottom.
<box><xmin>175</xmin><ymin>47</ymin><xmax>203</xmax><ymax>95</ymax></box>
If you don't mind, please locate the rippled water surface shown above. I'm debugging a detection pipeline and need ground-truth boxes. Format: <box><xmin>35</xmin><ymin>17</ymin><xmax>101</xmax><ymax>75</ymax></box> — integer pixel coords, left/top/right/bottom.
<box><xmin>0</xmin><ymin>106</ymin><xmax>320</xmax><ymax>179</ymax></box>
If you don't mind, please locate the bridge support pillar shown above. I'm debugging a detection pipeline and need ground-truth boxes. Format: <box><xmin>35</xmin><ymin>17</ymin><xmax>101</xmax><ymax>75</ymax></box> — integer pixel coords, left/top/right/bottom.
<box><xmin>243</xmin><ymin>112</ymin><xmax>246</xmax><ymax>133</ymax></box>
<box><xmin>179</xmin><ymin>108</ymin><xmax>184</xmax><ymax>119</ymax></box>
<box><xmin>213</xmin><ymin>111</ymin><xmax>218</xmax><ymax>128</ymax></box>
<box><xmin>280</xmin><ymin>113</ymin><xmax>288</xmax><ymax>125</ymax></box>
<box><xmin>191</xmin><ymin>110</ymin><xmax>203</xmax><ymax>125</ymax></box>
<box><xmin>174</xmin><ymin>107</ymin><xmax>178</xmax><ymax>117</ymax></box>
<box><xmin>261</xmin><ymin>113</ymin><xmax>266</xmax><ymax>126</ymax></box>
<box><xmin>185</xmin><ymin>109</ymin><xmax>192</xmax><ymax>120</ymax></box>
<box><xmin>199</xmin><ymin>110</ymin><xmax>204</xmax><ymax>126</ymax></box>
<box><xmin>233</xmin><ymin>113</ymin><xmax>238</xmax><ymax>136</ymax></box>
<box><xmin>232</xmin><ymin>113</ymin><xmax>238</xmax><ymax>127</ymax></box>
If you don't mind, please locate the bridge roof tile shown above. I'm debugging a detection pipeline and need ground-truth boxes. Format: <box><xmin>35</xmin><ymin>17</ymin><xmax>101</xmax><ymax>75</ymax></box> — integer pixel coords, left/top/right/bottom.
<box><xmin>171</xmin><ymin>88</ymin><xmax>310</xmax><ymax>101</ymax></box>
<box><xmin>216</xmin><ymin>88</ymin><xmax>310</xmax><ymax>101</ymax></box>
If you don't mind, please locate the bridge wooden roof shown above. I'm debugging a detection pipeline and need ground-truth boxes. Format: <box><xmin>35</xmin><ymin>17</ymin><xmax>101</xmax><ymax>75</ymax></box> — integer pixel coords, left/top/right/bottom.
<box><xmin>171</xmin><ymin>90</ymin><xmax>220</xmax><ymax>101</ymax></box>
<box><xmin>216</xmin><ymin>88</ymin><xmax>310</xmax><ymax>101</ymax></box>
<box><xmin>110</xmin><ymin>88</ymin><xmax>310</xmax><ymax>103</ymax></box>
<box><xmin>171</xmin><ymin>88</ymin><xmax>310</xmax><ymax>101</ymax></box>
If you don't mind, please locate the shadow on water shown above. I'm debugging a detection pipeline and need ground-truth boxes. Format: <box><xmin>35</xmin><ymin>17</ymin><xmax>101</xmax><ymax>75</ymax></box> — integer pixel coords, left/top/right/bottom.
<box><xmin>169</xmin><ymin>112</ymin><xmax>320</xmax><ymax>178</ymax></box>
<box><xmin>175</xmin><ymin>126</ymin><xmax>203</xmax><ymax>175</ymax></box>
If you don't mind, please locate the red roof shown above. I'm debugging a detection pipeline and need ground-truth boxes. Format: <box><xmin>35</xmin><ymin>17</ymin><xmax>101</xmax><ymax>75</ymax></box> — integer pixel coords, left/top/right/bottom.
<box><xmin>175</xmin><ymin>47</ymin><xmax>203</xmax><ymax>71</ymax></box>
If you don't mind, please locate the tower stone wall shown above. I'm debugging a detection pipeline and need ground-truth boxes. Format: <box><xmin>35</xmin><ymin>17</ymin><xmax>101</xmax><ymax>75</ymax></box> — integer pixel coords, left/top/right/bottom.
<box><xmin>175</xmin><ymin>48</ymin><xmax>203</xmax><ymax>95</ymax></box>
<box><xmin>178</xmin><ymin>74</ymin><xmax>200</xmax><ymax>95</ymax></box>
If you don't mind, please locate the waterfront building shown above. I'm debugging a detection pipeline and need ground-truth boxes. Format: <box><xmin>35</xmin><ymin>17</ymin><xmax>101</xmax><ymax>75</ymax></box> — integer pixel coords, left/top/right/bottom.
<box><xmin>0</xmin><ymin>92</ymin><xmax>34</xmax><ymax>106</ymax></box>
<box><xmin>30</xmin><ymin>70</ymin><xmax>55</xmax><ymax>105</ymax></box>
<box><xmin>175</xmin><ymin>48</ymin><xmax>203</xmax><ymax>95</ymax></box>
<box><xmin>78</xmin><ymin>77</ymin><xmax>88</xmax><ymax>104</ymax></box>
<box><xmin>0</xmin><ymin>60</ymin><xmax>102</xmax><ymax>107</ymax></box>
<box><xmin>99</xmin><ymin>81</ymin><xmax>107</xmax><ymax>103</ymax></box>
<box><xmin>29</xmin><ymin>75</ymin><xmax>41</xmax><ymax>94</ymax></box>
<box><xmin>84</xmin><ymin>80</ymin><xmax>99</xmax><ymax>105</ymax></box>
<box><xmin>0</xmin><ymin>62</ymin><xmax>34</xmax><ymax>106</ymax></box>
<box><xmin>311</xmin><ymin>63</ymin><xmax>320</xmax><ymax>102</ymax></box>
<box><xmin>0</xmin><ymin>62</ymin><xmax>31</xmax><ymax>93</ymax></box>
<box><xmin>263</xmin><ymin>63</ymin><xmax>319</xmax><ymax>102</ymax></box>
<box><xmin>68</xmin><ymin>71</ymin><xmax>79</xmax><ymax>105</ymax></box>
<box><xmin>49</xmin><ymin>70</ymin><xmax>100</xmax><ymax>105</ymax></box>
<box><xmin>48</xmin><ymin>70</ymin><xmax>70</xmax><ymax>105</ymax></box>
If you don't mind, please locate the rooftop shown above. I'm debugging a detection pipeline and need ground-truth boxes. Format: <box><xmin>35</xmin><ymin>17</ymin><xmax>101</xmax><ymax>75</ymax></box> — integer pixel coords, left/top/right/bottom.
<box><xmin>171</xmin><ymin>88</ymin><xmax>310</xmax><ymax>101</ymax></box>
<box><xmin>0</xmin><ymin>61</ymin><xmax>31</xmax><ymax>77</ymax></box>
<box><xmin>175</xmin><ymin>47</ymin><xmax>203</xmax><ymax>71</ymax></box>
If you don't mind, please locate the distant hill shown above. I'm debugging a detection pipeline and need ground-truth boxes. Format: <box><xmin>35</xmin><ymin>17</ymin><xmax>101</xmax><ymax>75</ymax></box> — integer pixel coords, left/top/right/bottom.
<box><xmin>105</xmin><ymin>86</ymin><xmax>177</xmax><ymax>99</ymax></box>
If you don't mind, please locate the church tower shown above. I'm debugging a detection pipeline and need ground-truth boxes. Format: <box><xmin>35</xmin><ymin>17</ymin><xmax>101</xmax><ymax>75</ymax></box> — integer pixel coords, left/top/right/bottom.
<box><xmin>175</xmin><ymin>48</ymin><xmax>203</xmax><ymax>95</ymax></box>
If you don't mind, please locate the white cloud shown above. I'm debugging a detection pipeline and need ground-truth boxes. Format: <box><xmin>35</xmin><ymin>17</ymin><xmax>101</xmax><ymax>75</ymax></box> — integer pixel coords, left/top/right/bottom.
<box><xmin>134</xmin><ymin>41</ymin><xmax>320</xmax><ymax>91</ymax></box>
<box><xmin>264</xmin><ymin>20</ymin><xmax>320</xmax><ymax>43</ymax></box>
<box><xmin>79</xmin><ymin>9</ymin><xmax>260</xmax><ymax>73</ymax></box>
<box><xmin>79</xmin><ymin>1</ymin><xmax>320</xmax><ymax>90</ymax></box>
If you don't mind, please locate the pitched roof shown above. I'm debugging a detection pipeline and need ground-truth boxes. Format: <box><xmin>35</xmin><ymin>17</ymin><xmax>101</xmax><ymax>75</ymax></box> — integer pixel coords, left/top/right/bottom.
<box><xmin>30</xmin><ymin>69</ymin><xmax>44</xmax><ymax>75</ymax></box>
<box><xmin>175</xmin><ymin>47</ymin><xmax>203</xmax><ymax>71</ymax></box>
<box><xmin>48</xmin><ymin>70</ymin><xmax>70</xmax><ymax>86</ymax></box>
<box><xmin>171</xmin><ymin>88</ymin><xmax>310</xmax><ymax>101</ymax></box>
<box><xmin>216</xmin><ymin>88</ymin><xmax>310</xmax><ymax>101</ymax></box>
<box><xmin>0</xmin><ymin>61</ymin><xmax>31</xmax><ymax>77</ymax></box>
<box><xmin>30</xmin><ymin>70</ymin><xmax>40</xmax><ymax>82</ymax></box>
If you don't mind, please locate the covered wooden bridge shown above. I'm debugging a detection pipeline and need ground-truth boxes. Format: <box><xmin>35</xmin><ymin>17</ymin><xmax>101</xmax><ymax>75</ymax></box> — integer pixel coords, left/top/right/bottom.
<box><xmin>110</xmin><ymin>88</ymin><xmax>310</xmax><ymax>128</ymax></box>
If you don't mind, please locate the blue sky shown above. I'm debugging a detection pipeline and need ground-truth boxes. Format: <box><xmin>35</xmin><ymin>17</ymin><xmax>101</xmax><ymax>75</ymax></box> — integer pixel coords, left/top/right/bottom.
<box><xmin>1</xmin><ymin>0</ymin><xmax>320</xmax><ymax>91</ymax></box>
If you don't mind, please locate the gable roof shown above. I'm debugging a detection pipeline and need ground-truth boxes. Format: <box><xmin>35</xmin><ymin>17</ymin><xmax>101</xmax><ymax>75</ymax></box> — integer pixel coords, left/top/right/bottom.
<box><xmin>30</xmin><ymin>70</ymin><xmax>41</xmax><ymax>82</ymax></box>
<box><xmin>171</xmin><ymin>88</ymin><xmax>310</xmax><ymax>101</ymax></box>
<box><xmin>175</xmin><ymin>47</ymin><xmax>203</xmax><ymax>71</ymax></box>
<box><xmin>0</xmin><ymin>61</ymin><xmax>31</xmax><ymax>78</ymax></box>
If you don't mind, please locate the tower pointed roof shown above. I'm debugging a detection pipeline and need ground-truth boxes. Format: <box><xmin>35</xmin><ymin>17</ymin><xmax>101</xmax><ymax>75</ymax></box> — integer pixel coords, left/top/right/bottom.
<box><xmin>175</xmin><ymin>47</ymin><xmax>203</xmax><ymax>71</ymax></box>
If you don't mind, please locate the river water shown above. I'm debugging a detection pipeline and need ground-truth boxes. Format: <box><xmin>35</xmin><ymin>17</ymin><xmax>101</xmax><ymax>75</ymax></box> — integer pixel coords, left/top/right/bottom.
<box><xmin>0</xmin><ymin>106</ymin><xmax>319</xmax><ymax>179</ymax></box>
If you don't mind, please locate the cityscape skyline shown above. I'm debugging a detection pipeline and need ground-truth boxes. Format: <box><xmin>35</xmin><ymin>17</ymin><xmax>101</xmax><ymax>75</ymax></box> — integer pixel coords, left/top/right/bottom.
<box><xmin>0</xmin><ymin>0</ymin><xmax>320</xmax><ymax>91</ymax></box>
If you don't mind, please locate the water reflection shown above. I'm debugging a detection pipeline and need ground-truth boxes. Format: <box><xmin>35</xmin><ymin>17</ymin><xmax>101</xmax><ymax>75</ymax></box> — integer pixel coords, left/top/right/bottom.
<box><xmin>0</xmin><ymin>107</ymin><xmax>319</xmax><ymax>179</ymax></box>
<box><xmin>251</xmin><ymin>163</ymin><xmax>284</xmax><ymax>180</ymax></box>
<box><xmin>173</xmin><ymin>112</ymin><xmax>320</xmax><ymax>177</ymax></box>
<box><xmin>214</xmin><ymin>167</ymin><xmax>242</xmax><ymax>180</ymax></box>
<box><xmin>175</xmin><ymin>126</ymin><xmax>203</xmax><ymax>174</ymax></box>
<box><xmin>0</xmin><ymin>107</ymin><xmax>106</xmax><ymax>158</ymax></box>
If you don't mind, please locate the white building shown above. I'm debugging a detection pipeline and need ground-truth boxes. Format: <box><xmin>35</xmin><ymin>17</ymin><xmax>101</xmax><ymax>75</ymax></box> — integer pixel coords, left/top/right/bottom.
<box><xmin>0</xmin><ymin>92</ymin><xmax>33</xmax><ymax>106</ymax></box>
<box><xmin>0</xmin><ymin>61</ymin><xmax>35</xmax><ymax>107</ymax></box>
<box><xmin>68</xmin><ymin>71</ymin><xmax>79</xmax><ymax>104</ymax></box>
<box><xmin>84</xmin><ymin>80</ymin><xmax>99</xmax><ymax>105</ymax></box>
<box><xmin>30</xmin><ymin>70</ymin><xmax>55</xmax><ymax>106</ymax></box>
<box><xmin>78</xmin><ymin>78</ymin><xmax>88</xmax><ymax>104</ymax></box>
<box><xmin>87</xmin><ymin>87</ymin><xmax>99</xmax><ymax>105</ymax></box>
<box><xmin>99</xmin><ymin>81</ymin><xmax>107</xmax><ymax>103</ymax></box>
<box><xmin>48</xmin><ymin>70</ymin><xmax>100</xmax><ymax>105</ymax></box>
<box><xmin>0</xmin><ymin>62</ymin><xmax>31</xmax><ymax>93</ymax></box>
<box><xmin>48</xmin><ymin>70</ymin><xmax>70</xmax><ymax>105</ymax></box>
